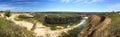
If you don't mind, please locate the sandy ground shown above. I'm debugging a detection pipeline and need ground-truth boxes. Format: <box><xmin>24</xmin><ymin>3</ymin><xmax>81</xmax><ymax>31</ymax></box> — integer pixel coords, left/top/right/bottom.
<box><xmin>0</xmin><ymin>13</ymin><xmax>86</xmax><ymax>37</ymax></box>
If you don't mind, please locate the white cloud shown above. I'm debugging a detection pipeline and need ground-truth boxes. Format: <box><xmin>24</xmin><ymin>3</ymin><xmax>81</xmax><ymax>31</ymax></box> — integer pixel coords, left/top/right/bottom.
<box><xmin>106</xmin><ymin>3</ymin><xmax>120</xmax><ymax>11</ymax></box>
<box><xmin>11</xmin><ymin>0</ymin><xmax>28</xmax><ymax>1</ymax></box>
<box><xmin>10</xmin><ymin>0</ymin><xmax>43</xmax><ymax>4</ymax></box>
<box><xmin>60</xmin><ymin>0</ymin><xmax>104</xmax><ymax>4</ymax></box>
<box><xmin>108</xmin><ymin>3</ymin><xmax>120</xmax><ymax>8</ymax></box>
<box><xmin>87</xmin><ymin>0</ymin><xmax>104</xmax><ymax>4</ymax></box>
<box><xmin>0</xmin><ymin>4</ymin><xmax>11</xmax><ymax>7</ymax></box>
<box><xmin>61</xmin><ymin>0</ymin><xmax>72</xmax><ymax>3</ymax></box>
<box><xmin>0</xmin><ymin>7</ymin><xmax>15</xmax><ymax>10</ymax></box>
<box><xmin>76</xmin><ymin>0</ymin><xmax>104</xmax><ymax>4</ymax></box>
<box><xmin>74</xmin><ymin>0</ymin><xmax>84</xmax><ymax>2</ymax></box>
<box><xmin>0</xmin><ymin>4</ymin><xmax>16</xmax><ymax>10</ymax></box>
<box><xmin>22</xmin><ymin>2</ymin><xmax>40</xmax><ymax>4</ymax></box>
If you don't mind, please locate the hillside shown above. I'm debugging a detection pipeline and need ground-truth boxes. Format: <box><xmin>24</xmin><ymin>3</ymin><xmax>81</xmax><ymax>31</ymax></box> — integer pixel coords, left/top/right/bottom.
<box><xmin>0</xmin><ymin>12</ymin><xmax>120</xmax><ymax>37</ymax></box>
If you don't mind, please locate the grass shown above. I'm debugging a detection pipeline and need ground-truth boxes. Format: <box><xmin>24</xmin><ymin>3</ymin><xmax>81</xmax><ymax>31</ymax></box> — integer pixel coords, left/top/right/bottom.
<box><xmin>61</xmin><ymin>28</ymin><xmax>81</xmax><ymax>37</ymax></box>
<box><xmin>0</xmin><ymin>17</ymin><xmax>35</xmax><ymax>37</ymax></box>
<box><xmin>14</xmin><ymin>17</ymin><xmax>23</xmax><ymax>21</ymax></box>
<box><xmin>98</xmin><ymin>13</ymin><xmax>120</xmax><ymax>24</ymax></box>
<box><xmin>15</xmin><ymin>15</ymin><xmax>34</xmax><ymax>22</ymax></box>
<box><xmin>98</xmin><ymin>12</ymin><xmax>120</xmax><ymax>37</ymax></box>
<box><xmin>107</xmin><ymin>13</ymin><xmax>120</xmax><ymax>37</ymax></box>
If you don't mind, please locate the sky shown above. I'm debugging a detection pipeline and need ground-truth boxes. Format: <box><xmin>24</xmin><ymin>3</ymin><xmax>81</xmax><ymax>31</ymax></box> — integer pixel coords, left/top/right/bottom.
<box><xmin>0</xmin><ymin>0</ymin><xmax>120</xmax><ymax>12</ymax></box>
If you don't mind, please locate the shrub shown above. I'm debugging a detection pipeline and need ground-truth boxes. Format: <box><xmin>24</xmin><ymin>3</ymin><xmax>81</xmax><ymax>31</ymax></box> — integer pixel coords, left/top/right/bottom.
<box><xmin>16</xmin><ymin>15</ymin><xmax>33</xmax><ymax>21</ymax></box>
<box><xmin>18</xmin><ymin>15</ymin><xmax>33</xmax><ymax>19</ymax></box>
<box><xmin>4</xmin><ymin>10</ymin><xmax>11</xmax><ymax>17</ymax></box>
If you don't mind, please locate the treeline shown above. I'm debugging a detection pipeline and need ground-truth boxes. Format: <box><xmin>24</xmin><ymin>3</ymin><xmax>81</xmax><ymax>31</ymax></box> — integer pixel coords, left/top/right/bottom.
<box><xmin>45</xmin><ymin>16</ymin><xmax>82</xmax><ymax>24</ymax></box>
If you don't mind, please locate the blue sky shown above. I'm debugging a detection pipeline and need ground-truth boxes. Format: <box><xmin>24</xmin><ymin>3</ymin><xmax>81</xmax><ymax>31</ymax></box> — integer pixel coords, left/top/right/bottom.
<box><xmin>0</xmin><ymin>0</ymin><xmax>120</xmax><ymax>12</ymax></box>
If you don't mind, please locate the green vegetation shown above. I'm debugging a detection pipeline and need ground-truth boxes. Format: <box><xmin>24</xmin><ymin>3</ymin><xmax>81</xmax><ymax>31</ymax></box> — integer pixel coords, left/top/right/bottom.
<box><xmin>110</xmin><ymin>22</ymin><xmax>120</xmax><ymax>37</ymax></box>
<box><xmin>43</xmin><ymin>23</ymin><xmax>68</xmax><ymax>30</ymax></box>
<box><xmin>15</xmin><ymin>15</ymin><xmax>33</xmax><ymax>21</ymax></box>
<box><xmin>106</xmin><ymin>13</ymin><xmax>120</xmax><ymax>37</ymax></box>
<box><xmin>43</xmin><ymin>20</ymin><xmax>81</xmax><ymax>30</ymax></box>
<box><xmin>61</xmin><ymin>27</ymin><xmax>81</xmax><ymax>37</ymax></box>
<box><xmin>18</xmin><ymin>15</ymin><xmax>33</xmax><ymax>19</ymax></box>
<box><xmin>33</xmin><ymin>13</ymin><xmax>78</xmax><ymax>18</ymax></box>
<box><xmin>45</xmin><ymin>14</ymin><xmax>77</xmax><ymax>18</ymax></box>
<box><xmin>33</xmin><ymin>13</ymin><xmax>45</xmax><ymax>22</ymax></box>
<box><xmin>98</xmin><ymin>13</ymin><xmax>120</xmax><ymax>24</ymax></box>
<box><xmin>14</xmin><ymin>17</ymin><xmax>23</xmax><ymax>21</ymax></box>
<box><xmin>0</xmin><ymin>17</ymin><xmax>35</xmax><ymax>37</ymax></box>
<box><xmin>4</xmin><ymin>10</ymin><xmax>11</xmax><ymax>17</ymax></box>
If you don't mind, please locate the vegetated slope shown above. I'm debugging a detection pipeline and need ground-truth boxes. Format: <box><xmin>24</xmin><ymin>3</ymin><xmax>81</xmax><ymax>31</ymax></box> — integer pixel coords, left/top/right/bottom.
<box><xmin>78</xmin><ymin>14</ymin><xmax>111</xmax><ymax>37</ymax></box>
<box><xmin>0</xmin><ymin>17</ymin><xmax>35</xmax><ymax>37</ymax></box>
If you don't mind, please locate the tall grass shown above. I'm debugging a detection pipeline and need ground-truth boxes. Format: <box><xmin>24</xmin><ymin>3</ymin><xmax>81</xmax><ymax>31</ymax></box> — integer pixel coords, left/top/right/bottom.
<box><xmin>0</xmin><ymin>17</ymin><xmax>35</xmax><ymax>37</ymax></box>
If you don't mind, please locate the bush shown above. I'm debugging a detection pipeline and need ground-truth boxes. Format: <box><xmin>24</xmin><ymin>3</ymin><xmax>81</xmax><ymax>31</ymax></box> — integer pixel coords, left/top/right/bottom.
<box><xmin>0</xmin><ymin>17</ymin><xmax>35</xmax><ymax>37</ymax></box>
<box><xmin>18</xmin><ymin>15</ymin><xmax>33</xmax><ymax>19</ymax></box>
<box><xmin>4</xmin><ymin>10</ymin><xmax>11</xmax><ymax>17</ymax></box>
<box><xmin>16</xmin><ymin>15</ymin><xmax>33</xmax><ymax>21</ymax></box>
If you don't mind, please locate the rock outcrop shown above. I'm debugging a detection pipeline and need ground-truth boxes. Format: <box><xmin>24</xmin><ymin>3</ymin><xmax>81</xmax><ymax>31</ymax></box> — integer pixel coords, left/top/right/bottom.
<box><xmin>78</xmin><ymin>15</ymin><xmax>111</xmax><ymax>37</ymax></box>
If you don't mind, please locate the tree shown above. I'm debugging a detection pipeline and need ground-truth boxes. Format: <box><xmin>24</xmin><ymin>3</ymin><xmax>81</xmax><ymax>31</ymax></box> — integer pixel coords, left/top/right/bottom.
<box><xmin>4</xmin><ymin>10</ymin><xmax>11</xmax><ymax>17</ymax></box>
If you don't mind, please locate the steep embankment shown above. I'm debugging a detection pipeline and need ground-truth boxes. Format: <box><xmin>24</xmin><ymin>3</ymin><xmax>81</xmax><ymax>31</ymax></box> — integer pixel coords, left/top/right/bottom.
<box><xmin>78</xmin><ymin>15</ymin><xmax>111</xmax><ymax>37</ymax></box>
